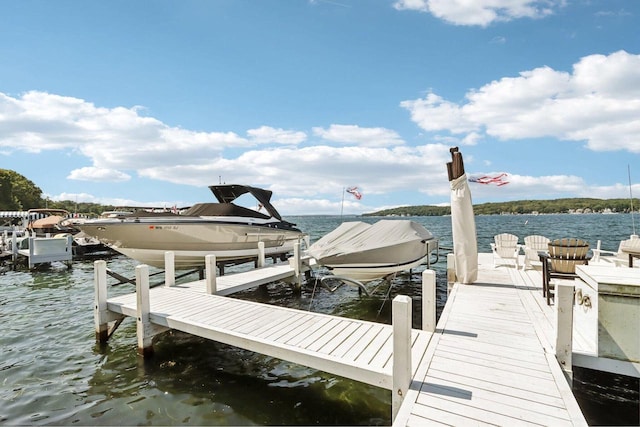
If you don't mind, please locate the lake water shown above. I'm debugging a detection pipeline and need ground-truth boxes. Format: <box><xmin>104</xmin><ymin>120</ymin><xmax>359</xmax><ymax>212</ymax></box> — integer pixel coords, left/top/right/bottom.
<box><xmin>1</xmin><ymin>214</ymin><xmax>639</xmax><ymax>426</ymax></box>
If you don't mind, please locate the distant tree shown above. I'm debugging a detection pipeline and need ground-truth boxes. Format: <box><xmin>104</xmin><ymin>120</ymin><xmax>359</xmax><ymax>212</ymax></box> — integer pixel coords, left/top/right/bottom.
<box><xmin>0</xmin><ymin>169</ymin><xmax>43</xmax><ymax>210</ymax></box>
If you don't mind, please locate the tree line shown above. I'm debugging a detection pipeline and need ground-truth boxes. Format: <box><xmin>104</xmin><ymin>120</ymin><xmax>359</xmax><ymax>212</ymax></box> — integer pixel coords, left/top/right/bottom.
<box><xmin>364</xmin><ymin>198</ymin><xmax>639</xmax><ymax>217</ymax></box>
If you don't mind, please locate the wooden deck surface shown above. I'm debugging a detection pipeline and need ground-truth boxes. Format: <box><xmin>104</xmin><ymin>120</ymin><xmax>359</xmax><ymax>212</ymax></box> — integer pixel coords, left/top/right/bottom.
<box><xmin>102</xmin><ymin>253</ymin><xmax>588</xmax><ymax>425</ymax></box>
<box><xmin>106</xmin><ymin>277</ymin><xmax>431</xmax><ymax>390</ymax></box>
<box><xmin>393</xmin><ymin>253</ymin><xmax>587</xmax><ymax>426</ymax></box>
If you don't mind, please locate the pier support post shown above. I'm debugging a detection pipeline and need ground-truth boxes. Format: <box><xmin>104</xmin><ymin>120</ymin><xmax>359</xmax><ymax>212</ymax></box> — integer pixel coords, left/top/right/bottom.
<box><xmin>556</xmin><ymin>283</ymin><xmax>574</xmax><ymax>384</ymax></box>
<box><xmin>392</xmin><ymin>295</ymin><xmax>412</xmax><ymax>420</ymax></box>
<box><xmin>422</xmin><ymin>269</ymin><xmax>436</xmax><ymax>332</ymax></box>
<box><xmin>206</xmin><ymin>254</ymin><xmax>217</xmax><ymax>294</ymax></box>
<box><xmin>136</xmin><ymin>265</ymin><xmax>154</xmax><ymax>358</ymax></box>
<box><xmin>94</xmin><ymin>260</ymin><xmax>124</xmax><ymax>342</ymax></box>
<box><xmin>446</xmin><ymin>253</ymin><xmax>456</xmax><ymax>295</ymax></box>
<box><xmin>11</xmin><ymin>232</ymin><xmax>17</xmax><ymax>264</ymax></box>
<box><xmin>292</xmin><ymin>242</ymin><xmax>301</xmax><ymax>290</ymax></box>
<box><xmin>164</xmin><ymin>251</ymin><xmax>175</xmax><ymax>287</ymax></box>
<box><xmin>257</xmin><ymin>241</ymin><xmax>265</xmax><ymax>268</ymax></box>
<box><xmin>94</xmin><ymin>260</ymin><xmax>109</xmax><ymax>342</ymax></box>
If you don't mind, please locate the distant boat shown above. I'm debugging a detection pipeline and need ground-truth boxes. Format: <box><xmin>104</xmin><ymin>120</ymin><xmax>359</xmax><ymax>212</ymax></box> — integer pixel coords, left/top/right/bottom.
<box><xmin>77</xmin><ymin>184</ymin><xmax>306</xmax><ymax>269</ymax></box>
<box><xmin>25</xmin><ymin>208</ymin><xmax>112</xmax><ymax>257</ymax></box>
<box><xmin>306</xmin><ymin>220</ymin><xmax>438</xmax><ymax>283</ymax></box>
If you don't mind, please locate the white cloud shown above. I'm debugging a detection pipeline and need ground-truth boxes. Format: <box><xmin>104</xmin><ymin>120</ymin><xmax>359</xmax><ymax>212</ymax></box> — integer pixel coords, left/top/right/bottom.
<box><xmin>49</xmin><ymin>192</ymin><xmax>175</xmax><ymax>208</ymax></box>
<box><xmin>137</xmin><ymin>143</ymin><xmax>452</xmax><ymax>199</ymax></box>
<box><xmin>0</xmin><ymin>91</ymin><xmax>250</xmax><ymax>173</ymax></box>
<box><xmin>247</xmin><ymin>126</ymin><xmax>307</xmax><ymax>145</ymax></box>
<box><xmin>393</xmin><ymin>0</ymin><xmax>564</xmax><ymax>27</ymax></box>
<box><xmin>401</xmin><ymin>51</ymin><xmax>640</xmax><ymax>153</ymax></box>
<box><xmin>312</xmin><ymin>124</ymin><xmax>405</xmax><ymax>147</ymax></box>
<box><xmin>67</xmin><ymin>167</ymin><xmax>131</xmax><ymax>182</ymax></box>
<box><xmin>400</xmin><ymin>93</ymin><xmax>479</xmax><ymax>134</ymax></box>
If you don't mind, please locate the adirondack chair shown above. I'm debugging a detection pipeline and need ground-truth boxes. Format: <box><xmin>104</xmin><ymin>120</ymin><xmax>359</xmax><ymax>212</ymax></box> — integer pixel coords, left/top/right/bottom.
<box><xmin>539</xmin><ymin>238</ymin><xmax>591</xmax><ymax>305</ymax></box>
<box><xmin>522</xmin><ymin>235</ymin><xmax>550</xmax><ymax>270</ymax></box>
<box><xmin>592</xmin><ymin>236</ymin><xmax>640</xmax><ymax>267</ymax></box>
<box><xmin>491</xmin><ymin>233</ymin><xmax>520</xmax><ymax>268</ymax></box>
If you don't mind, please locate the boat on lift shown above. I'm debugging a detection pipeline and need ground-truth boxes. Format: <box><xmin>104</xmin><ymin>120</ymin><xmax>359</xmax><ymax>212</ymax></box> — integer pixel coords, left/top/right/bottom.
<box><xmin>306</xmin><ymin>219</ymin><xmax>438</xmax><ymax>283</ymax></box>
<box><xmin>77</xmin><ymin>184</ymin><xmax>306</xmax><ymax>269</ymax></box>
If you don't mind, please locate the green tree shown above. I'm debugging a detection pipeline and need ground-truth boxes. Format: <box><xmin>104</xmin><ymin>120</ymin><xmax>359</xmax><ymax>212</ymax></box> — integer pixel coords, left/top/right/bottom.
<box><xmin>0</xmin><ymin>169</ymin><xmax>43</xmax><ymax>210</ymax></box>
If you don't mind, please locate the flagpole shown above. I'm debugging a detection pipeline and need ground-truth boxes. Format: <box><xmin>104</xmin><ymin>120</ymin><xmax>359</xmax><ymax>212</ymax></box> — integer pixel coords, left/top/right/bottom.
<box><xmin>340</xmin><ymin>187</ymin><xmax>345</xmax><ymax>220</ymax></box>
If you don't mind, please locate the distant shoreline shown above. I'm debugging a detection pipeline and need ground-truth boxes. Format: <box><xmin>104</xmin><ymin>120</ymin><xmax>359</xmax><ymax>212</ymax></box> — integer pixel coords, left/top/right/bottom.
<box><xmin>363</xmin><ymin>197</ymin><xmax>639</xmax><ymax>217</ymax></box>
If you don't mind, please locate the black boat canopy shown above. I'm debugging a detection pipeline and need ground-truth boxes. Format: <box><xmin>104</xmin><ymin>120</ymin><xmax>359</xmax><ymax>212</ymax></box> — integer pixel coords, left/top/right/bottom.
<box><xmin>208</xmin><ymin>184</ymin><xmax>283</xmax><ymax>221</ymax></box>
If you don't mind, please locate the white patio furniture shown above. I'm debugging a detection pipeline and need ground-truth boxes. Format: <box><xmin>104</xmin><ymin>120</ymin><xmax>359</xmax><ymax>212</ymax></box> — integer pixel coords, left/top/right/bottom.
<box><xmin>490</xmin><ymin>233</ymin><xmax>520</xmax><ymax>268</ymax></box>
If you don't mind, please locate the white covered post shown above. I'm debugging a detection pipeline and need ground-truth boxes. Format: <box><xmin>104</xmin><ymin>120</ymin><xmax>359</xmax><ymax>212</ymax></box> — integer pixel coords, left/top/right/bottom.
<box><xmin>392</xmin><ymin>295</ymin><xmax>412</xmax><ymax>420</ymax></box>
<box><xmin>556</xmin><ymin>283</ymin><xmax>574</xmax><ymax>383</ymax></box>
<box><xmin>136</xmin><ymin>264</ymin><xmax>154</xmax><ymax>357</ymax></box>
<box><xmin>164</xmin><ymin>251</ymin><xmax>175</xmax><ymax>287</ymax></box>
<box><xmin>94</xmin><ymin>260</ymin><xmax>109</xmax><ymax>342</ymax></box>
<box><xmin>205</xmin><ymin>254</ymin><xmax>217</xmax><ymax>294</ymax></box>
<box><xmin>422</xmin><ymin>269</ymin><xmax>436</xmax><ymax>332</ymax></box>
<box><xmin>257</xmin><ymin>241</ymin><xmax>265</xmax><ymax>268</ymax></box>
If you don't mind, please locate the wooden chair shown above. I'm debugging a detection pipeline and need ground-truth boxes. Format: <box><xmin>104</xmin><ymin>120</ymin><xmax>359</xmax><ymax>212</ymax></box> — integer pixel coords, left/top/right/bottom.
<box><xmin>522</xmin><ymin>235</ymin><xmax>550</xmax><ymax>270</ymax></box>
<box><xmin>490</xmin><ymin>233</ymin><xmax>520</xmax><ymax>268</ymax></box>
<box><xmin>592</xmin><ymin>237</ymin><xmax>640</xmax><ymax>267</ymax></box>
<box><xmin>539</xmin><ymin>238</ymin><xmax>591</xmax><ymax>305</ymax></box>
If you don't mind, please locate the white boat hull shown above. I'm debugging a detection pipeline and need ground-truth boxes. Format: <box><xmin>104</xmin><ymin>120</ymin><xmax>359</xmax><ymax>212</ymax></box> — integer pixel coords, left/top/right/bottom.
<box><xmin>326</xmin><ymin>254</ymin><xmax>430</xmax><ymax>282</ymax></box>
<box><xmin>79</xmin><ymin>219</ymin><xmax>304</xmax><ymax>269</ymax></box>
<box><xmin>116</xmin><ymin>239</ymin><xmax>298</xmax><ymax>269</ymax></box>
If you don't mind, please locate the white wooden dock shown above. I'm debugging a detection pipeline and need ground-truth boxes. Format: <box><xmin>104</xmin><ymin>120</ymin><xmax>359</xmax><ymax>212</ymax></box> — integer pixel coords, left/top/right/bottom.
<box><xmin>394</xmin><ymin>253</ymin><xmax>586</xmax><ymax>426</ymax></box>
<box><xmin>94</xmin><ymin>251</ymin><xmax>588</xmax><ymax>425</ymax></box>
<box><xmin>95</xmin><ymin>252</ymin><xmax>435</xmax><ymax>417</ymax></box>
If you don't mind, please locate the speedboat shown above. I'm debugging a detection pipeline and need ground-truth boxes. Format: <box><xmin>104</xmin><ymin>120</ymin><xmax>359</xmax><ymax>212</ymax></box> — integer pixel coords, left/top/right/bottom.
<box><xmin>306</xmin><ymin>220</ymin><xmax>438</xmax><ymax>283</ymax></box>
<box><xmin>77</xmin><ymin>184</ymin><xmax>306</xmax><ymax>269</ymax></box>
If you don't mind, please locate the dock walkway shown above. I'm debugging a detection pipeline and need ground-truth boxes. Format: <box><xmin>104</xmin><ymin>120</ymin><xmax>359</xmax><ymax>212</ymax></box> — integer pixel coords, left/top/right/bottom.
<box><xmin>96</xmin><ymin>252</ymin><xmax>587</xmax><ymax>425</ymax></box>
<box><xmin>394</xmin><ymin>253</ymin><xmax>586</xmax><ymax>426</ymax></box>
<box><xmin>98</xmin><ymin>258</ymin><xmax>432</xmax><ymax>394</ymax></box>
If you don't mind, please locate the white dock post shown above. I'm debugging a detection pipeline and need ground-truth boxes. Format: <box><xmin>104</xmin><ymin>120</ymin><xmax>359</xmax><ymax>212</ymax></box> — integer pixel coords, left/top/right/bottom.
<box><xmin>136</xmin><ymin>264</ymin><xmax>154</xmax><ymax>358</ymax></box>
<box><xmin>293</xmin><ymin>242</ymin><xmax>301</xmax><ymax>290</ymax></box>
<box><xmin>556</xmin><ymin>283</ymin><xmax>574</xmax><ymax>383</ymax></box>
<box><xmin>257</xmin><ymin>241</ymin><xmax>265</xmax><ymax>268</ymax></box>
<box><xmin>422</xmin><ymin>269</ymin><xmax>436</xmax><ymax>332</ymax></box>
<box><xmin>446</xmin><ymin>253</ymin><xmax>455</xmax><ymax>294</ymax></box>
<box><xmin>94</xmin><ymin>260</ymin><xmax>109</xmax><ymax>342</ymax></box>
<box><xmin>205</xmin><ymin>254</ymin><xmax>217</xmax><ymax>294</ymax></box>
<box><xmin>11</xmin><ymin>232</ymin><xmax>17</xmax><ymax>263</ymax></box>
<box><xmin>392</xmin><ymin>295</ymin><xmax>412</xmax><ymax>421</ymax></box>
<box><xmin>164</xmin><ymin>251</ymin><xmax>175</xmax><ymax>287</ymax></box>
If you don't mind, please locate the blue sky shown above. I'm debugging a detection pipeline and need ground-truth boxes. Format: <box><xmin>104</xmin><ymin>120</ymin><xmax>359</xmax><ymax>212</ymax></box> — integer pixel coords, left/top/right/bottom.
<box><xmin>1</xmin><ymin>0</ymin><xmax>639</xmax><ymax>215</ymax></box>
